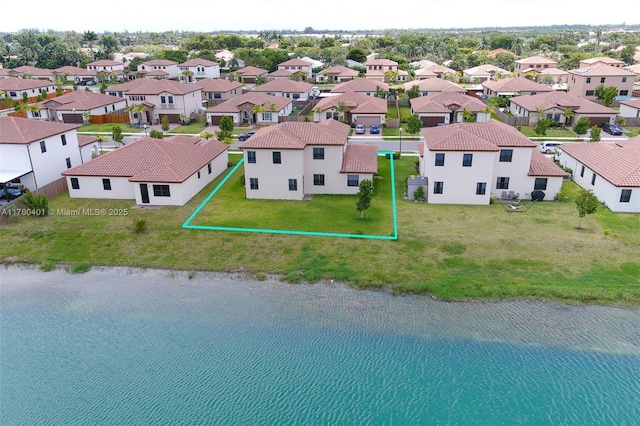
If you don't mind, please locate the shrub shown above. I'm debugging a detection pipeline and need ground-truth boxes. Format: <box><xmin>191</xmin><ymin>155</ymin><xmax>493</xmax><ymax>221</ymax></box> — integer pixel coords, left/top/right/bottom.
<box><xmin>239</xmin><ymin>173</ymin><xmax>245</xmax><ymax>187</ymax></box>
<box><xmin>149</xmin><ymin>129</ymin><xmax>164</xmax><ymax>139</ymax></box>
<box><xmin>20</xmin><ymin>191</ymin><xmax>49</xmax><ymax>216</ymax></box>
<box><xmin>71</xmin><ymin>261</ymin><xmax>91</xmax><ymax>274</ymax></box>
<box><xmin>133</xmin><ymin>218</ymin><xmax>147</xmax><ymax>233</ymax></box>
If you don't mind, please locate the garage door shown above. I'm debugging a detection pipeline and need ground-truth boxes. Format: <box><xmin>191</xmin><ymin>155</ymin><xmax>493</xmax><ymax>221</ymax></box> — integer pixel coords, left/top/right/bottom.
<box><xmin>209</xmin><ymin>115</ymin><xmax>232</xmax><ymax>125</ymax></box>
<box><xmin>62</xmin><ymin>113</ymin><xmax>84</xmax><ymax>124</ymax></box>
<box><xmin>421</xmin><ymin>116</ymin><xmax>446</xmax><ymax>127</ymax></box>
<box><xmin>159</xmin><ymin>114</ymin><xmax>181</xmax><ymax>124</ymax></box>
<box><xmin>587</xmin><ymin>117</ymin><xmax>609</xmax><ymax>127</ymax></box>
<box><xmin>355</xmin><ymin>116</ymin><xmax>381</xmax><ymax>127</ymax></box>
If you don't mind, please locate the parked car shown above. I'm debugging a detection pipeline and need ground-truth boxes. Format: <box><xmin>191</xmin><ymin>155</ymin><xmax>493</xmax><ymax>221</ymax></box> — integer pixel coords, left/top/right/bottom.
<box><xmin>538</xmin><ymin>142</ymin><xmax>563</xmax><ymax>154</ymax></box>
<box><xmin>238</xmin><ymin>131</ymin><xmax>256</xmax><ymax>141</ymax></box>
<box><xmin>370</xmin><ymin>124</ymin><xmax>381</xmax><ymax>134</ymax></box>
<box><xmin>601</xmin><ymin>123</ymin><xmax>623</xmax><ymax>135</ymax></box>
<box><xmin>85</xmin><ymin>80</ymin><xmax>96</xmax><ymax>86</ymax></box>
<box><xmin>355</xmin><ymin>125</ymin><xmax>365</xmax><ymax>134</ymax></box>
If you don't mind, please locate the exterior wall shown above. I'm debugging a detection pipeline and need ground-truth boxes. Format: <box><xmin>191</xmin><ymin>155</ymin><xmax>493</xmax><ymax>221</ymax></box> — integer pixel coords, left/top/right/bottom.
<box><xmin>66</xmin><ymin>176</ymin><xmax>134</xmax><ymax>200</ymax></box>
<box><xmin>203</xmin><ymin>88</ymin><xmax>241</xmax><ymax>102</ymax></box>
<box><xmin>207</xmin><ymin>112</ymin><xmax>240</xmax><ymax>125</ymax></box>
<box><xmin>54</xmin><ymin>100</ymin><xmax>128</xmax><ymax>121</ymax></box>
<box><xmin>79</xmin><ymin>143</ymin><xmax>99</xmax><ymax>164</ymax></box>
<box><xmin>255</xmin><ymin>111</ymin><xmax>281</xmax><ymax>125</ymax></box>
<box><xmin>491</xmin><ymin>147</ymin><xmax>533</xmax><ymax>199</ymax></box>
<box><xmin>140</xmin><ymin>64</ymin><xmax>179</xmax><ymax>79</ymax></box>
<box><xmin>138</xmin><ymin>90</ymin><xmax>202</xmax><ymax>122</ymax></box>
<box><xmin>24</xmin><ymin>131</ymin><xmax>82</xmax><ymax>189</ymax></box>
<box><xmin>619</xmin><ymin>104</ymin><xmax>640</xmax><ymax>118</ymax></box>
<box><xmin>243</xmin><ymin>149</ymin><xmax>305</xmax><ymax>200</ymax></box>
<box><xmin>568</xmin><ymin>74</ymin><xmax>635</xmax><ymax>100</ymax></box>
<box><xmin>2</xmin><ymin>84</ymin><xmax>57</xmax><ymax>101</ymax></box>
<box><xmin>87</xmin><ymin>64</ymin><xmax>125</xmax><ymax>72</ymax></box>
<box><xmin>303</xmin><ymin>145</ymin><xmax>344</xmax><ymax>195</ymax></box>
<box><xmin>179</xmin><ymin>65</ymin><xmax>221</xmax><ymax>80</ymax></box>
<box><xmin>277</xmin><ymin>65</ymin><xmax>312</xmax><ymax>80</ymax></box>
<box><xmin>351</xmin><ymin>113</ymin><xmax>385</xmax><ymax>125</ymax></box>
<box><xmin>0</xmin><ymin>144</ymin><xmax>32</xmax><ymax>185</ymax></box>
<box><xmin>260</xmin><ymin>90</ymin><xmax>310</xmax><ymax>101</ymax></box>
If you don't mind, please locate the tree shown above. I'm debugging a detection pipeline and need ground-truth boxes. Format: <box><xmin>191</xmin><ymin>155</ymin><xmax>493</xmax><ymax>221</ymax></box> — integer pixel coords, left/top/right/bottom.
<box><xmin>462</xmin><ymin>108</ymin><xmax>475</xmax><ymax>122</ymax></box>
<box><xmin>413</xmin><ymin>185</ymin><xmax>425</xmax><ymax>202</ymax></box>
<box><xmin>112</xmin><ymin>125</ymin><xmax>124</xmax><ymax>145</ymax></box>
<box><xmin>575</xmin><ymin>189</ymin><xmax>599</xmax><ymax>229</ymax></box>
<box><xmin>573</xmin><ymin>117</ymin><xmax>590</xmax><ymax>139</ymax></box>
<box><xmin>406</xmin><ymin>113</ymin><xmax>423</xmax><ymax>134</ymax></box>
<box><xmin>534</xmin><ymin>118</ymin><xmax>552</xmax><ymax>136</ymax></box>
<box><xmin>161</xmin><ymin>115</ymin><xmax>170</xmax><ymax>133</ymax></box>
<box><xmin>374</xmin><ymin>85</ymin><xmax>386</xmax><ymax>99</ymax></box>
<box><xmin>217</xmin><ymin>116</ymin><xmax>234</xmax><ymax>142</ymax></box>
<box><xmin>149</xmin><ymin>129</ymin><xmax>164</xmax><ymax>139</ymax></box>
<box><xmin>355</xmin><ymin>179</ymin><xmax>373</xmax><ymax>219</ymax></box>
<box><xmin>590</xmin><ymin>126</ymin><xmax>601</xmax><ymax>142</ymax></box>
<box><xmin>601</xmin><ymin>86</ymin><xmax>618</xmax><ymax>107</ymax></box>
<box><xmin>406</xmin><ymin>85</ymin><xmax>420</xmax><ymax>99</ymax></box>
<box><xmin>346</xmin><ymin>47</ymin><xmax>367</xmax><ymax>63</ymax></box>
<box><xmin>562</xmin><ymin>108</ymin><xmax>575</xmax><ymax>126</ymax></box>
<box><xmin>126</xmin><ymin>103</ymin><xmax>148</xmax><ymax>124</ymax></box>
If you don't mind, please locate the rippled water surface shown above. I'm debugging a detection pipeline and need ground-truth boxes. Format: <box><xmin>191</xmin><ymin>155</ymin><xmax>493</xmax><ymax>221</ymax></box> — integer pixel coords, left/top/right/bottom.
<box><xmin>1</xmin><ymin>266</ymin><xmax>639</xmax><ymax>425</ymax></box>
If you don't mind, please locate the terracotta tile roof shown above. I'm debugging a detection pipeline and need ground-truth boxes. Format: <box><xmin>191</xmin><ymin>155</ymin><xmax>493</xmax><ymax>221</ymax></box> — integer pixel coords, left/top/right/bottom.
<box><xmin>206</xmin><ymin>92</ymin><xmax>291</xmax><ymax>113</ymax></box>
<box><xmin>421</xmin><ymin>120</ymin><xmax>535</xmax><ymax>151</ymax></box>
<box><xmin>569</xmin><ymin>63</ymin><xmax>637</xmax><ymax>77</ymax></box>
<box><xmin>510</xmin><ymin>91</ymin><xmax>617</xmax><ymax>115</ymax></box>
<box><xmin>403</xmin><ymin>78</ymin><xmax>466</xmax><ymax>93</ymax></box>
<box><xmin>619</xmin><ymin>99</ymin><xmax>640</xmax><ymax>109</ymax></box>
<box><xmin>0</xmin><ymin>77</ymin><xmax>55</xmax><ymax>91</ymax></box>
<box><xmin>141</xmin><ymin>59</ymin><xmax>178</xmax><ymax>66</ymax></box>
<box><xmin>414</xmin><ymin>64</ymin><xmax>456</xmax><ymax>77</ymax></box>
<box><xmin>278</xmin><ymin>59</ymin><xmax>313</xmax><ymax>67</ymax></box>
<box><xmin>235</xmin><ymin>66</ymin><xmax>268</xmax><ymax>77</ymax></box>
<box><xmin>560</xmin><ymin>140</ymin><xmax>640</xmax><ymax>187</ymax></box>
<box><xmin>193</xmin><ymin>78</ymin><xmax>242</xmax><ymax>92</ymax></box>
<box><xmin>77</xmin><ymin>135</ymin><xmax>100</xmax><ymax>147</ymax></box>
<box><xmin>144</xmin><ymin>70</ymin><xmax>169</xmax><ymax>77</ymax></box>
<box><xmin>54</xmin><ymin>66</ymin><xmax>97</xmax><ymax>76</ymax></box>
<box><xmin>314</xmin><ymin>92</ymin><xmax>386</xmax><ymax>114</ymax></box>
<box><xmin>483</xmin><ymin>76</ymin><xmax>554</xmax><ymax>93</ymax></box>
<box><xmin>240</xmin><ymin>120</ymin><xmax>349</xmax><ymax>150</ymax></box>
<box><xmin>516</xmin><ymin>56</ymin><xmax>558</xmax><ymax>65</ymax></box>
<box><xmin>581</xmin><ymin>57</ymin><xmax>625</xmax><ymax>66</ymax></box>
<box><xmin>331</xmin><ymin>78</ymin><xmax>389</xmax><ymax>93</ymax></box>
<box><xmin>86</xmin><ymin>60</ymin><xmax>124</xmax><ymax>67</ymax></box>
<box><xmin>463</xmin><ymin>64</ymin><xmax>510</xmax><ymax>76</ymax></box>
<box><xmin>528</xmin><ymin>150</ymin><xmax>569</xmax><ymax>177</ymax></box>
<box><xmin>0</xmin><ymin>116</ymin><xmax>78</xmax><ymax>144</ymax></box>
<box><xmin>62</xmin><ymin>136</ymin><xmax>228</xmax><ymax>183</ymax></box>
<box><xmin>318</xmin><ymin>66</ymin><xmax>359</xmax><ymax>78</ymax></box>
<box><xmin>487</xmin><ymin>48</ymin><xmax>517</xmax><ymax>58</ymax></box>
<box><xmin>107</xmin><ymin>79</ymin><xmax>155</xmax><ymax>93</ymax></box>
<box><xmin>39</xmin><ymin>90</ymin><xmax>124</xmax><ymax>111</ymax></box>
<box><xmin>11</xmin><ymin>66</ymin><xmax>53</xmax><ymax>76</ymax></box>
<box><xmin>268</xmin><ymin>69</ymin><xmax>292</xmax><ymax>77</ymax></box>
<box><xmin>124</xmin><ymin>79</ymin><xmax>201</xmax><ymax>95</ymax></box>
<box><xmin>252</xmin><ymin>79</ymin><xmax>312</xmax><ymax>93</ymax></box>
<box><xmin>0</xmin><ymin>68</ymin><xmax>11</xmax><ymax>77</ymax></box>
<box><xmin>341</xmin><ymin>144</ymin><xmax>378</xmax><ymax>174</ymax></box>
<box><xmin>179</xmin><ymin>58</ymin><xmax>219</xmax><ymax>67</ymax></box>
<box><xmin>411</xmin><ymin>92</ymin><xmax>486</xmax><ymax>113</ymax></box>
<box><xmin>366</xmin><ymin>59</ymin><xmax>398</xmax><ymax>66</ymax></box>
<box><xmin>538</xmin><ymin>67</ymin><xmax>570</xmax><ymax>76</ymax></box>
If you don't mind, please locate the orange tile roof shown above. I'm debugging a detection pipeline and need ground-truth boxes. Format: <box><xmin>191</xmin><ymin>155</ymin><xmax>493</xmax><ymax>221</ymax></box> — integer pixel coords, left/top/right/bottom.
<box><xmin>516</xmin><ymin>56</ymin><xmax>558</xmax><ymax>64</ymax></box>
<box><xmin>40</xmin><ymin>90</ymin><xmax>124</xmax><ymax>111</ymax></box>
<box><xmin>341</xmin><ymin>144</ymin><xmax>378</xmax><ymax>174</ymax></box>
<box><xmin>235</xmin><ymin>66</ymin><xmax>268</xmax><ymax>77</ymax></box>
<box><xmin>193</xmin><ymin>78</ymin><xmax>242</xmax><ymax>92</ymax></box>
<box><xmin>86</xmin><ymin>60</ymin><xmax>124</xmax><ymax>66</ymax></box>
<box><xmin>252</xmin><ymin>79</ymin><xmax>312</xmax><ymax>93</ymax></box>
<box><xmin>528</xmin><ymin>150</ymin><xmax>569</xmax><ymax>177</ymax></box>
<box><xmin>569</xmin><ymin>63</ymin><xmax>637</xmax><ymax>77</ymax></box>
<box><xmin>179</xmin><ymin>58</ymin><xmax>219</xmax><ymax>67</ymax></box>
<box><xmin>0</xmin><ymin>116</ymin><xmax>78</xmax><ymax>144</ymax></box>
<box><xmin>278</xmin><ymin>59</ymin><xmax>313</xmax><ymax>67</ymax></box>
<box><xmin>421</xmin><ymin>120</ymin><xmax>535</xmax><ymax>151</ymax></box>
<box><xmin>411</xmin><ymin>92</ymin><xmax>486</xmax><ymax>113</ymax></box>
<box><xmin>483</xmin><ymin>76</ymin><xmax>554</xmax><ymax>93</ymax></box>
<box><xmin>403</xmin><ymin>79</ymin><xmax>465</xmax><ymax>93</ymax></box>
<box><xmin>331</xmin><ymin>78</ymin><xmax>389</xmax><ymax>93</ymax></box>
<box><xmin>124</xmin><ymin>79</ymin><xmax>201</xmax><ymax>95</ymax></box>
<box><xmin>240</xmin><ymin>120</ymin><xmax>350</xmax><ymax>150</ymax></box>
<box><xmin>206</xmin><ymin>92</ymin><xmax>291</xmax><ymax>113</ymax></box>
<box><xmin>560</xmin><ymin>140</ymin><xmax>640</xmax><ymax>187</ymax></box>
<box><xmin>0</xmin><ymin>77</ymin><xmax>55</xmax><ymax>91</ymax></box>
<box><xmin>510</xmin><ymin>91</ymin><xmax>617</xmax><ymax>115</ymax></box>
<box><xmin>315</xmin><ymin>92</ymin><xmax>386</xmax><ymax>114</ymax></box>
<box><xmin>141</xmin><ymin>59</ymin><xmax>178</xmax><ymax>66</ymax></box>
<box><xmin>77</xmin><ymin>135</ymin><xmax>100</xmax><ymax>147</ymax></box>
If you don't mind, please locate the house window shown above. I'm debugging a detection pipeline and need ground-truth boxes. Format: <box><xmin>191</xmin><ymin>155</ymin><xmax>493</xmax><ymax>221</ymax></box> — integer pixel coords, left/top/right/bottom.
<box><xmin>249</xmin><ymin>178</ymin><xmax>259</xmax><ymax>190</ymax></box>
<box><xmin>197</xmin><ymin>171</ymin><xmax>201</xmax><ymax>179</ymax></box>
<box><xmin>622</xmin><ymin>77</ymin><xmax>627</xmax><ymax>83</ymax></box>
<box><xmin>292</xmin><ymin>93</ymin><xmax>300</xmax><ymax>99</ymax></box>
<box><xmin>433</xmin><ymin>181</ymin><xmax>444</xmax><ymax>194</ymax></box>
<box><xmin>313</xmin><ymin>174</ymin><xmax>325</xmax><ymax>186</ymax></box>
<box><xmin>289</xmin><ymin>179</ymin><xmax>297</xmax><ymax>191</ymax></box>
<box><xmin>326</xmin><ymin>112</ymin><xmax>332</xmax><ymax>119</ymax></box>
<box><xmin>586</xmin><ymin>77</ymin><xmax>591</xmax><ymax>84</ymax></box>
<box><xmin>102</xmin><ymin>178</ymin><xmax>112</xmax><ymax>191</ymax></box>
<box><xmin>586</xmin><ymin>90</ymin><xmax>594</xmax><ymax>96</ymax></box>
<box><xmin>620</xmin><ymin>90</ymin><xmax>628</xmax><ymax>96</ymax></box>
<box><xmin>61</xmin><ymin>135</ymin><xmax>67</xmax><ymax>146</ymax></box>
<box><xmin>66</xmin><ymin>158</ymin><xmax>71</xmax><ymax>169</ymax></box>
<box><xmin>435</xmin><ymin>153</ymin><xmax>445</xmax><ymax>166</ymax></box>
<box><xmin>247</xmin><ymin>151</ymin><xmax>256</xmax><ymax>163</ymax></box>
<box><xmin>273</xmin><ymin>151</ymin><xmax>281</xmax><ymax>164</ymax></box>
<box><xmin>591</xmin><ymin>173</ymin><xmax>596</xmax><ymax>185</ymax></box>
<box><xmin>153</xmin><ymin>184</ymin><xmax>171</xmax><ymax>197</ymax></box>
<box><xmin>40</xmin><ymin>141</ymin><xmax>47</xmax><ymax>153</ymax></box>
<box><xmin>214</xmin><ymin>93</ymin><xmax>222</xmax><ymax>99</ymax></box>
<box><xmin>208</xmin><ymin>163</ymin><xmax>212</xmax><ymax>174</ymax></box>
<box><xmin>620</xmin><ymin>189</ymin><xmax>632</xmax><ymax>203</ymax></box>
<box><xmin>600</xmin><ymin>77</ymin><xmax>605</xmax><ymax>84</ymax></box>
<box><xmin>499</xmin><ymin>149</ymin><xmax>513</xmax><ymax>162</ymax></box>
<box><xmin>580</xmin><ymin>165</ymin><xmax>585</xmax><ymax>177</ymax></box>
<box><xmin>347</xmin><ymin>175</ymin><xmax>359</xmax><ymax>187</ymax></box>
<box><xmin>534</xmin><ymin>178</ymin><xmax>548</xmax><ymax>190</ymax></box>
<box><xmin>462</xmin><ymin>153</ymin><xmax>473</xmax><ymax>167</ymax></box>
<box><xmin>160</xmin><ymin>95</ymin><xmax>166</xmax><ymax>104</ymax></box>
<box><xmin>476</xmin><ymin>182</ymin><xmax>486</xmax><ymax>195</ymax></box>
<box><xmin>496</xmin><ymin>177</ymin><xmax>510</xmax><ymax>189</ymax></box>
<box><xmin>70</xmin><ymin>178</ymin><xmax>79</xmax><ymax>189</ymax></box>
<box><xmin>313</xmin><ymin>147</ymin><xmax>324</xmax><ymax>160</ymax></box>
<box><xmin>264</xmin><ymin>112</ymin><xmax>272</xmax><ymax>121</ymax></box>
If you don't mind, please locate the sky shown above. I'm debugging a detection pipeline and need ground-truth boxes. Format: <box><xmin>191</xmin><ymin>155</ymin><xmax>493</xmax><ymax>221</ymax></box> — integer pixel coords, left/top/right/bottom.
<box><xmin>3</xmin><ymin>0</ymin><xmax>639</xmax><ymax>33</ymax></box>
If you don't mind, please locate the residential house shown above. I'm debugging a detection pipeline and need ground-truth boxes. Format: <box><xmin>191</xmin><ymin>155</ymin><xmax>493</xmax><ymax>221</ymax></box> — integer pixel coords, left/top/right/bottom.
<box><xmin>315</xmin><ymin>66</ymin><xmax>359</xmax><ymax>83</ymax></box>
<box><xmin>54</xmin><ymin>66</ymin><xmax>98</xmax><ymax>84</ymax></box>
<box><xmin>205</xmin><ymin>92</ymin><xmax>292</xmax><ymax>126</ymax></box>
<box><xmin>509</xmin><ymin>91</ymin><xmax>617</xmax><ymax>127</ymax></box>
<box><xmin>0</xmin><ymin>68</ymin><xmax>11</xmax><ymax>79</ymax></box>
<box><xmin>86</xmin><ymin>59</ymin><xmax>125</xmax><ymax>73</ymax></box>
<box><xmin>277</xmin><ymin>59</ymin><xmax>314</xmax><ymax>80</ymax></box>
<box><xmin>233</xmin><ymin>66</ymin><xmax>268</xmax><ymax>85</ymax></box>
<box><xmin>10</xmin><ymin>66</ymin><xmax>54</xmax><ymax>81</ymax></box>
<box><xmin>252</xmin><ymin>79</ymin><xmax>313</xmax><ymax>101</ymax></box>
<box><xmin>122</xmin><ymin>79</ymin><xmax>203</xmax><ymax>124</ymax></box>
<box><xmin>178</xmin><ymin>58</ymin><xmax>220</xmax><ymax>82</ymax></box>
<box><xmin>413</xmin><ymin>63</ymin><xmax>457</xmax><ymax>80</ymax></box>
<box><xmin>0</xmin><ymin>117</ymin><xmax>82</xmax><ymax>190</ymax></box>
<box><xmin>330</xmin><ymin>78</ymin><xmax>389</xmax><ymax>97</ymax></box>
<box><xmin>0</xmin><ymin>77</ymin><xmax>57</xmax><ymax>102</ymax></box>
<box><xmin>193</xmin><ymin>78</ymin><xmax>243</xmax><ymax>106</ymax></box>
<box><xmin>29</xmin><ymin>90</ymin><xmax>128</xmax><ymax>124</ymax></box>
<box><xmin>365</xmin><ymin>58</ymin><xmax>408</xmax><ymax>82</ymax></box>
<box><xmin>62</xmin><ymin>136</ymin><xmax>229</xmax><ymax>206</ymax></box>
<box><xmin>312</xmin><ymin>92</ymin><xmax>386</xmax><ymax>127</ymax></box>
<box><xmin>567</xmin><ymin>63</ymin><xmax>637</xmax><ymax>100</ymax></box>
<box><xmin>138</xmin><ymin>59</ymin><xmax>180</xmax><ymax>80</ymax></box>
<box><xmin>537</xmin><ymin>67</ymin><xmax>571</xmax><ymax>84</ymax></box>
<box><xmin>624</xmin><ymin>63</ymin><xmax>640</xmax><ymax>78</ymax></box>
<box><xmin>557</xmin><ymin>139</ymin><xmax>640</xmax><ymax>213</ymax></box>
<box><xmin>579</xmin><ymin>57</ymin><xmax>625</xmax><ymax>68</ymax></box>
<box><xmin>619</xmin><ymin>99</ymin><xmax>640</xmax><ymax>119</ymax></box>
<box><xmin>515</xmin><ymin>56</ymin><xmax>558</xmax><ymax>77</ymax></box>
<box><xmin>410</xmin><ymin>92</ymin><xmax>491</xmax><ymax>127</ymax></box>
<box><xmin>239</xmin><ymin>120</ymin><xmax>378</xmax><ymax>200</ymax></box>
<box><xmin>487</xmin><ymin>48</ymin><xmax>517</xmax><ymax>58</ymax></box>
<box><xmin>267</xmin><ymin>69</ymin><xmax>296</xmax><ymax>81</ymax></box>
<box><xmin>403</xmin><ymin>79</ymin><xmax>466</xmax><ymax>96</ymax></box>
<box><xmin>463</xmin><ymin>64</ymin><xmax>511</xmax><ymax>82</ymax></box>
<box><xmin>418</xmin><ymin>120</ymin><xmax>568</xmax><ymax>204</ymax></box>
<box><xmin>483</xmin><ymin>76</ymin><xmax>554</xmax><ymax>98</ymax></box>
<box><xmin>77</xmin><ymin>135</ymin><xmax>101</xmax><ymax>163</ymax></box>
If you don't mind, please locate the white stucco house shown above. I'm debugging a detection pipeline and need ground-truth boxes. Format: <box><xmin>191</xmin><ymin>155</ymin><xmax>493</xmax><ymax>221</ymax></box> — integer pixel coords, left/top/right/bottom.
<box><xmin>277</xmin><ymin>58</ymin><xmax>314</xmax><ymax>80</ymax></box>
<box><xmin>28</xmin><ymin>90</ymin><xmax>128</xmax><ymax>124</ymax></box>
<box><xmin>86</xmin><ymin>59</ymin><xmax>125</xmax><ymax>74</ymax></box>
<box><xmin>330</xmin><ymin>78</ymin><xmax>390</xmax><ymax>97</ymax></box>
<box><xmin>239</xmin><ymin>120</ymin><xmax>378</xmax><ymax>200</ymax></box>
<box><xmin>252</xmin><ymin>79</ymin><xmax>313</xmax><ymax>101</ymax></box>
<box><xmin>312</xmin><ymin>91</ymin><xmax>387</xmax><ymax>127</ymax></box>
<box><xmin>138</xmin><ymin>59</ymin><xmax>180</xmax><ymax>80</ymax></box>
<box><xmin>62</xmin><ymin>136</ymin><xmax>229</xmax><ymax>206</ymax></box>
<box><xmin>418</xmin><ymin>120</ymin><xmax>568</xmax><ymax>204</ymax></box>
<box><xmin>0</xmin><ymin>77</ymin><xmax>57</xmax><ymax>102</ymax></box>
<box><xmin>122</xmin><ymin>79</ymin><xmax>203</xmax><ymax>124</ymax></box>
<box><xmin>178</xmin><ymin>58</ymin><xmax>221</xmax><ymax>82</ymax></box>
<box><xmin>205</xmin><ymin>92</ymin><xmax>292</xmax><ymax>126</ymax></box>
<box><xmin>193</xmin><ymin>78</ymin><xmax>243</xmax><ymax>106</ymax></box>
<box><xmin>619</xmin><ymin>99</ymin><xmax>640</xmax><ymax>119</ymax></box>
<box><xmin>0</xmin><ymin>117</ymin><xmax>82</xmax><ymax>191</ymax></box>
<box><xmin>410</xmin><ymin>92</ymin><xmax>491</xmax><ymax>127</ymax></box>
<box><xmin>557</xmin><ymin>139</ymin><xmax>640</xmax><ymax>213</ymax></box>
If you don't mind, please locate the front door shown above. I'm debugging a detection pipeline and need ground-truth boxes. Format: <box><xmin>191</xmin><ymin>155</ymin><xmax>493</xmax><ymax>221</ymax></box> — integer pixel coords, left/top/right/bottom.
<box><xmin>140</xmin><ymin>184</ymin><xmax>149</xmax><ymax>204</ymax></box>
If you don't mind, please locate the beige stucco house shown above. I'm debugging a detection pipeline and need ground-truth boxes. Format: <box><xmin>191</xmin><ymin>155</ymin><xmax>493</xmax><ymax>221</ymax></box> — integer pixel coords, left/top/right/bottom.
<box><xmin>312</xmin><ymin>92</ymin><xmax>387</xmax><ymax>127</ymax></box>
<box><xmin>193</xmin><ymin>78</ymin><xmax>243</xmax><ymax>106</ymax></box>
<box><xmin>515</xmin><ymin>56</ymin><xmax>559</xmax><ymax>77</ymax></box>
<box><xmin>365</xmin><ymin>59</ymin><xmax>408</xmax><ymax>82</ymax></box>
<box><xmin>483</xmin><ymin>76</ymin><xmax>554</xmax><ymax>98</ymax></box>
<box><xmin>567</xmin><ymin>63</ymin><xmax>637</xmax><ymax>100</ymax></box>
<box><xmin>410</xmin><ymin>92</ymin><xmax>491</xmax><ymax>127</ymax></box>
<box><xmin>316</xmin><ymin>66</ymin><xmax>359</xmax><ymax>83</ymax></box>
<box><xmin>252</xmin><ymin>79</ymin><xmax>313</xmax><ymax>101</ymax></box>
<box><xmin>277</xmin><ymin>59</ymin><xmax>314</xmax><ymax>80</ymax></box>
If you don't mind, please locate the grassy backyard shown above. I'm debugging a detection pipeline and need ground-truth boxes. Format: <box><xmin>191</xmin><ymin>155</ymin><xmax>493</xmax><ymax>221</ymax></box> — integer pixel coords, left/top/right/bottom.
<box><xmin>517</xmin><ymin>126</ymin><xmax>578</xmax><ymax>138</ymax></box>
<box><xmin>1</xmin><ymin>155</ymin><xmax>639</xmax><ymax>304</ymax></box>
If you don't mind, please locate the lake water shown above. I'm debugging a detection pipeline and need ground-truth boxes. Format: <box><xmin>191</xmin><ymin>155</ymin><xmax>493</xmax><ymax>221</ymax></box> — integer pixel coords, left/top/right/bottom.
<box><xmin>1</xmin><ymin>266</ymin><xmax>639</xmax><ymax>425</ymax></box>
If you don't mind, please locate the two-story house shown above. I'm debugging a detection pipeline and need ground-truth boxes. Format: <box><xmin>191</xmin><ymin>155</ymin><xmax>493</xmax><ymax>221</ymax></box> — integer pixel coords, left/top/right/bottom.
<box><xmin>10</xmin><ymin>66</ymin><xmax>54</xmax><ymax>81</ymax></box>
<box><xmin>463</xmin><ymin>64</ymin><xmax>511</xmax><ymax>83</ymax></box>
<box><xmin>138</xmin><ymin>59</ymin><xmax>180</xmax><ymax>80</ymax></box>
<box><xmin>239</xmin><ymin>120</ymin><xmax>378</xmax><ymax>200</ymax></box>
<box><xmin>418</xmin><ymin>120</ymin><xmax>567</xmax><ymax>204</ymax></box>
<box><xmin>365</xmin><ymin>59</ymin><xmax>408</xmax><ymax>82</ymax></box>
<box><xmin>232</xmin><ymin>66</ymin><xmax>268</xmax><ymax>85</ymax></box>
<box><xmin>86</xmin><ymin>59</ymin><xmax>125</xmax><ymax>73</ymax></box>
<box><xmin>54</xmin><ymin>66</ymin><xmax>98</xmax><ymax>85</ymax></box>
<box><xmin>567</xmin><ymin>63</ymin><xmax>637</xmax><ymax>100</ymax></box>
<box><xmin>579</xmin><ymin>57</ymin><xmax>625</xmax><ymax>68</ymax></box>
<box><xmin>124</xmin><ymin>79</ymin><xmax>203</xmax><ymax>124</ymax></box>
<box><xmin>277</xmin><ymin>59</ymin><xmax>314</xmax><ymax>81</ymax></box>
<box><xmin>515</xmin><ymin>56</ymin><xmax>559</xmax><ymax>77</ymax></box>
<box><xmin>483</xmin><ymin>76</ymin><xmax>554</xmax><ymax>98</ymax></box>
<box><xmin>178</xmin><ymin>58</ymin><xmax>221</xmax><ymax>82</ymax></box>
<box><xmin>193</xmin><ymin>78</ymin><xmax>243</xmax><ymax>106</ymax></box>
<box><xmin>0</xmin><ymin>117</ymin><xmax>83</xmax><ymax>191</ymax></box>
<box><xmin>252</xmin><ymin>79</ymin><xmax>313</xmax><ymax>101</ymax></box>
<box><xmin>29</xmin><ymin>90</ymin><xmax>128</xmax><ymax>124</ymax></box>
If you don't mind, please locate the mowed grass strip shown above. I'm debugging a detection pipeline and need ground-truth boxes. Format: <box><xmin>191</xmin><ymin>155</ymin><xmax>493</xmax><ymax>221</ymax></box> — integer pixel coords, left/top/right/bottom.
<box><xmin>1</xmin><ymin>155</ymin><xmax>639</xmax><ymax>304</ymax></box>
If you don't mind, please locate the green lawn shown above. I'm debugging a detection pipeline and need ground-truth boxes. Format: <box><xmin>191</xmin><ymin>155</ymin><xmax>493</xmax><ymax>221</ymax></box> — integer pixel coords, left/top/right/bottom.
<box><xmin>78</xmin><ymin>123</ymin><xmax>143</xmax><ymax>133</ymax></box>
<box><xmin>381</xmin><ymin>128</ymin><xmax>420</xmax><ymax>139</ymax></box>
<box><xmin>386</xmin><ymin>106</ymin><xmax>399</xmax><ymax>120</ymax></box>
<box><xmin>169</xmin><ymin>122</ymin><xmax>207</xmax><ymax>134</ymax></box>
<box><xmin>1</xmin><ymin>155</ymin><xmax>639</xmax><ymax>304</ymax></box>
<box><xmin>518</xmin><ymin>126</ymin><xmax>577</xmax><ymax>138</ymax></box>
<box><xmin>623</xmin><ymin>127</ymin><xmax>640</xmax><ymax>137</ymax></box>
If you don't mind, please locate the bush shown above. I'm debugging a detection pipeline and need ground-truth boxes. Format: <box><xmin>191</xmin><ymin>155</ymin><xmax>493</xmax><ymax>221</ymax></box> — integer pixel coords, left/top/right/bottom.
<box><xmin>149</xmin><ymin>129</ymin><xmax>164</xmax><ymax>139</ymax></box>
<box><xmin>133</xmin><ymin>218</ymin><xmax>147</xmax><ymax>233</ymax></box>
<box><xmin>20</xmin><ymin>191</ymin><xmax>49</xmax><ymax>216</ymax></box>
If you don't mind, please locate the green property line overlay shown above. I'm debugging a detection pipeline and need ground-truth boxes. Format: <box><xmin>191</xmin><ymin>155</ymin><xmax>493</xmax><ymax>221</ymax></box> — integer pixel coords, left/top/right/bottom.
<box><xmin>182</xmin><ymin>151</ymin><xmax>398</xmax><ymax>240</ymax></box>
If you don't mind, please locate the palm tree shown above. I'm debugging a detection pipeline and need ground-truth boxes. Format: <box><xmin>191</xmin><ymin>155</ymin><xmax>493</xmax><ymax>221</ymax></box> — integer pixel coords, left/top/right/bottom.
<box><xmin>562</xmin><ymin>108</ymin><xmax>575</xmax><ymax>126</ymax></box>
<box><xmin>126</xmin><ymin>103</ymin><xmax>148</xmax><ymax>125</ymax></box>
<box><xmin>252</xmin><ymin>104</ymin><xmax>265</xmax><ymax>123</ymax></box>
<box><xmin>181</xmin><ymin>70</ymin><xmax>194</xmax><ymax>83</ymax></box>
<box><xmin>83</xmin><ymin>31</ymin><xmax>98</xmax><ymax>60</ymax></box>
